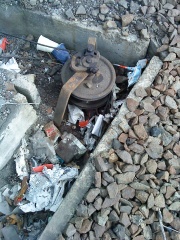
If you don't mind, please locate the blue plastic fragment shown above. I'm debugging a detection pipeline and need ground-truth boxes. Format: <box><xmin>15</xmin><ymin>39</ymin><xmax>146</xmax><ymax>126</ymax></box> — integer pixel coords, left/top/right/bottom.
<box><xmin>56</xmin><ymin>155</ymin><xmax>64</xmax><ymax>164</ymax></box>
<box><xmin>52</xmin><ymin>43</ymin><xmax>70</xmax><ymax>64</ymax></box>
<box><xmin>127</xmin><ymin>59</ymin><xmax>147</xmax><ymax>87</ymax></box>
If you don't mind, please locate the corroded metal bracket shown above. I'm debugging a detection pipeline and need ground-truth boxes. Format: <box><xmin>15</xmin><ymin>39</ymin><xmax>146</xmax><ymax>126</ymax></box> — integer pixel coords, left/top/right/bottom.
<box><xmin>53</xmin><ymin>72</ymin><xmax>89</xmax><ymax>128</ymax></box>
<box><xmin>54</xmin><ymin>37</ymin><xmax>101</xmax><ymax>128</ymax></box>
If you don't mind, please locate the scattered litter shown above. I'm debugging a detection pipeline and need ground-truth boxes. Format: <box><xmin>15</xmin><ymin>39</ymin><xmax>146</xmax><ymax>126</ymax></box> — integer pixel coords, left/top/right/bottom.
<box><xmin>30</xmin><ymin>129</ymin><xmax>59</xmax><ymax>164</ymax></box>
<box><xmin>6</xmin><ymin>214</ymin><xmax>23</xmax><ymax>230</ymax></box>
<box><xmin>0</xmin><ymin>37</ymin><xmax>9</xmax><ymax>54</ymax></box>
<box><xmin>14</xmin><ymin>139</ymin><xmax>29</xmax><ymax>180</ymax></box>
<box><xmin>52</xmin><ymin>43</ymin><xmax>70</xmax><ymax>64</ymax></box>
<box><xmin>79</xmin><ymin>120</ymin><xmax>89</xmax><ymax>128</ymax></box>
<box><xmin>37</xmin><ymin>35</ymin><xmax>70</xmax><ymax>64</ymax></box>
<box><xmin>43</xmin><ymin>121</ymin><xmax>61</xmax><ymax>143</ymax></box>
<box><xmin>18</xmin><ymin>165</ymin><xmax>78</xmax><ymax>212</ymax></box>
<box><xmin>32</xmin><ymin>164</ymin><xmax>53</xmax><ymax>173</ymax></box>
<box><xmin>92</xmin><ymin>114</ymin><xmax>104</xmax><ymax>137</ymax></box>
<box><xmin>68</xmin><ymin>104</ymin><xmax>85</xmax><ymax>124</ymax></box>
<box><xmin>14</xmin><ymin>177</ymin><xmax>28</xmax><ymax>205</ymax></box>
<box><xmin>0</xmin><ymin>57</ymin><xmax>20</xmax><ymax>73</ymax></box>
<box><xmin>114</xmin><ymin>59</ymin><xmax>147</xmax><ymax>87</ymax></box>
<box><xmin>56</xmin><ymin>133</ymin><xmax>87</xmax><ymax>163</ymax></box>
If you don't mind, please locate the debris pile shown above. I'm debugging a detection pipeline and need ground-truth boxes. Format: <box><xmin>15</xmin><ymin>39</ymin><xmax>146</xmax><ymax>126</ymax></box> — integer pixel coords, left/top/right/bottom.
<box><xmin>61</xmin><ymin>57</ymin><xmax>180</xmax><ymax>239</ymax></box>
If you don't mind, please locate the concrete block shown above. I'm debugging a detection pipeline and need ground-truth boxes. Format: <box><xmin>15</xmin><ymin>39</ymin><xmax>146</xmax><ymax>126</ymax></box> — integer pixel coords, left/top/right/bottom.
<box><xmin>0</xmin><ymin>93</ymin><xmax>37</xmax><ymax>170</ymax></box>
<box><xmin>13</xmin><ymin>74</ymin><xmax>41</xmax><ymax>105</ymax></box>
<box><xmin>0</xmin><ymin>201</ymin><xmax>11</xmax><ymax>215</ymax></box>
<box><xmin>1</xmin><ymin>226</ymin><xmax>20</xmax><ymax>240</ymax></box>
<box><xmin>56</xmin><ymin>133</ymin><xmax>87</xmax><ymax>163</ymax></box>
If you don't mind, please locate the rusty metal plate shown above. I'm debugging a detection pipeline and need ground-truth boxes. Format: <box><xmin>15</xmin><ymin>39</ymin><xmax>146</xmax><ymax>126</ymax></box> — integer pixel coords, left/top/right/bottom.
<box><xmin>61</xmin><ymin>56</ymin><xmax>116</xmax><ymax>101</ymax></box>
<box><xmin>54</xmin><ymin>72</ymin><xmax>89</xmax><ymax>127</ymax></box>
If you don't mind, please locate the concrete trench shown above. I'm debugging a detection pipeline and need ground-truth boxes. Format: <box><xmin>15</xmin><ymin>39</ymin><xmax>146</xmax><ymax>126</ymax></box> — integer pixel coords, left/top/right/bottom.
<box><xmin>0</xmin><ymin>4</ymin><xmax>171</xmax><ymax>240</ymax></box>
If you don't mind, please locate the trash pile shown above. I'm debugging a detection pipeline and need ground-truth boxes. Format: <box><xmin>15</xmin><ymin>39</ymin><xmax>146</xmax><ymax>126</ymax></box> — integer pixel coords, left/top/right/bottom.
<box><xmin>0</xmin><ymin>33</ymin><xmax>148</xmax><ymax>239</ymax></box>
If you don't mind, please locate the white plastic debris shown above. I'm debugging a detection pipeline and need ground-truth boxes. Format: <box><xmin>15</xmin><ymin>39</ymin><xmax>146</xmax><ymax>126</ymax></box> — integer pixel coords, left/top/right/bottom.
<box><xmin>92</xmin><ymin>114</ymin><xmax>104</xmax><ymax>137</ymax></box>
<box><xmin>0</xmin><ymin>57</ymin><xmax>20</xmax><ymax>73</ymax></box>
<box><xmin>68</xmin><ymin>104</ymin><xmax>84</xmax><ymax>124</ymax></box>
<box><xmin>19</xmin><ymin>165</ymin><xmax>78</xmax><ymax>213</ymax></box>
<box><xmin>14</xmin><ymin>139</ymin><xmax>29</xmax><ymax>180</ymax></box>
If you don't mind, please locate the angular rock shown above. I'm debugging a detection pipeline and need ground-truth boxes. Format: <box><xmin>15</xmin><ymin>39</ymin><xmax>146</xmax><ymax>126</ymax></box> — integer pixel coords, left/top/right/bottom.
<box><xmin>94</xmin><ymin>197</ymin><xmax>103</xmax><ymax>210</ymax></box>
<box><xmin>121</xmin><ymin>14</ymin><xmax>134</xmax><ymax>27</ymax></box>
<box><xmin>95</xmin><ymin>172</ymin><xmax>101</xmax><ymax>188</ymax></box>
<box><xmin>169</xmin><ymin>202</ymin><xmax>180</xmax><ymax>211</ymax></box>
<box><xmin>136</xmin><ymin>191</ymin><xmax>149</xmax><ymax>203</ymax></box>
<box><xmin>103</xmin><ymin>20</ymin><xmax>117</xmax><ymax>29</ymax></box>
<box><xmin>139</xmin><ymin>205</ymin><xmax>149</xmax><ymax>218</ymax></box>
<box><xmin>126</xmin><ymin>98</ymin><xmax>139</xmax><ymax>111</ymax></box>
<box><xmin>164</xmin><ymin>52</ymin><xmax>177</xmax><ymax>61</ymax></box>
<box><xmin>115</xmin><ymin>172</ymin><xmax>135</xmax><ymax>184</ymax></box>
<box><xmin>102</xmin><ymin>172</ymin><xmax>114</xmax><ymax>183</ymax></box>
<box><xmin>154</xmin><ymin>194</ymin><xmax>165</xmax><ymax>208</ymax></box>
<box><xmin>146</xmin><ymin>160</ymin><xmax>157</xmax><ymax>174</ymax></box>
<box><xmin>116</xmin><ymin>150</ymin><xmax>133</xmax><ymax>164</ymax></box>
<box><xmin>107</xmin><ymin>182</ymin><xmax>119</xmax><ymax>199</ymax></box>
<box><xmin>86</xmin><ymin>188</ymin><xmax>100</xmax><ymax>203</ymax></box>
<box><xmin>94</xmin><ymin>156</ymin><xmax>112</xmax><ymax>172</ymax></box>
<box><xmin>122</xmin><ymin>164</ymin><xmax>140</xmax><ymax>173</ymax></box>
<box><xmin>130</xmin><ymin>182</ymin><xmax>150</xmax><ymax>191</ymax></box>
<box><xmin>113</xmin><ymin>224</ymin><xmax>125</xmax><ymax>239</ymax></box>
<box><xmin>100</xmin><ymin>4</ymin><xmax>110</xmax><ymax>14</ymax></box>
<box><xmin>120</xmin><ymin>205</ymin><xmax>132</xmax><ymax>214</ymax></box>
<box><xmin>173</xmin><ymin>143</ymin><xmax>180</xmax><ymax>157</ymax></box>
<box><xmin>76</xmin><ymin>5</ymin><xmax>86</xmax><ymax>15</ymax></box>
<box><xmin>163</xmin><ymin>208</ymin><xmax>174</xmax><ymax>223</ymax></box>
<box><xmin>109</xmin><ymin>152</ymin><xmax>118</xmax><ymax>163</ymax></box>
<box><xmin>143</xmin><ymin>225</ymin><xmax>152</xmax><ymax>239</ymax></box>
<box><xmin>141</xmin><ymin>29</ymin><xmax>150</xmax><ymax>39</ymax></box>
<box><xmin>78</xmin><ymin>219</ymin><xmax>93</xmax><ymax>234</ymax></box>
<box><xmin>165</xmin><ymin>95</ymin><xmax>177</xmax><ymax>109</ymax></box>
<box><xmin>122</xmin><ymin>186</ymin><xmax>135</xmax><ymax>199</ymax></box>
<box><xmin>119</xmin><ymin>212</ymin><xmax>131</xmax><ymax>227</ymax></box>
<box><xmin>129</xmin><ymin>143</ymin><xmax>145</xmax><ymax>154</ymax></box>
<box><xmin>76</xmin><ymin>204</ymin><xmax>88</xmax><ymax>218</ymax></box>
<box><xmin>93</xmin><ymin>224</ymin><xmax>106</xmax><ymax>238</ymax></box>
<box><xmin>65</xmin><ymin>223</ymin><xmax>76</xmax><ymax>237</ymax></box>
<box><xmin>146</xmin><ymin>141</ymin><xmax>163</xmax><ymax>159</ymax></box>
<box><xmin>101</xmin><ymin>195</ymin><xmax>120</xmax><ymax>208</ymax></box>
<box><xmin>134</xmin><ymin>124</ymin><xmax>148</xmax><ymax>140</ymax></box>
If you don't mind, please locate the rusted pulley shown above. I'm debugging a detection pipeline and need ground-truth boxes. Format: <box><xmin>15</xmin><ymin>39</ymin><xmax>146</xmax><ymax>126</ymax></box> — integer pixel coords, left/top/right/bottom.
<box><xmin>54</xmin><ymin>37</ymin><xmax>115</xmax><ymax>128</ymax></box>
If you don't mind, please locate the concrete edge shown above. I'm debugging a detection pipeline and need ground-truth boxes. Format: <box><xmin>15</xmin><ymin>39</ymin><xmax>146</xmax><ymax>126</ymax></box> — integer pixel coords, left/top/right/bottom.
<box><xmin>39</xmin><ymin>160</ymin><xmax>95</xmax><ymax>240</ymax></box>
<box><xmin>0</xmin><ymin>5</ymin><xmax>150</xmax><ymax>65</ymax></box>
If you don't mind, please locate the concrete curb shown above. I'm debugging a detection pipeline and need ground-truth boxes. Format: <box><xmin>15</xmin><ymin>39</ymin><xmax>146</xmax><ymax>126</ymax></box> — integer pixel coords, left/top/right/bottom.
<box><xmin>39</xmin><ymin>56</ymin><xmax>163</xmax><ymax>239</ymax></box>
<box><xmin>0</xmin><ymin>4</ymin><xmax>149</xmax><ymax>65</ymax></box>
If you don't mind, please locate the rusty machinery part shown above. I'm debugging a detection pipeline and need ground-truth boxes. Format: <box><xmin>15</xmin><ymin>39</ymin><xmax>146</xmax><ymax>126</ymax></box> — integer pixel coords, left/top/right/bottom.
<box><xmin>54</xmin><ymin>72</ymin><xmax>89</xmax><ymax>128</ymax></box>
<box><xmin>70</xmin><ymin>37</ymin><xmax>100</xmax><ymax>74</ymax></box>
<box><xmin>61</xmin><ymin>55</ymin><xmax>116</xmax><ymax>109</ymax></box>
<box><xmin>53</xmin><ymin>37</ymin><xmax>116</xmax><ymax>128</ymax></box>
